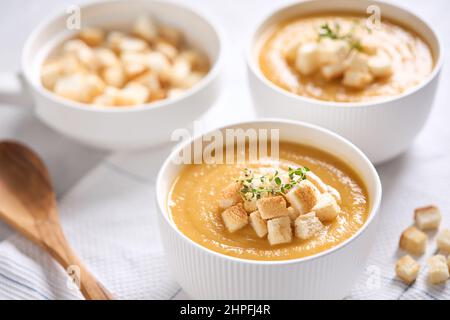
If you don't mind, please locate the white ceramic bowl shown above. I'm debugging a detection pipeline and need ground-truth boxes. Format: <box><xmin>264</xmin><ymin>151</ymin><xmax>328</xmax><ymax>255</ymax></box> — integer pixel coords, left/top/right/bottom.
<box><xmin>21</xmin><ymin>0</ymin><xmax>223</xmax><ymax>150</ymax></box>
<box><xmin>246</xmin><ymin>0</ymin><xmax>443</xmax><ymax>164</ymax></box>
<box><xmin>156</xmin><ymin>119</ymin><xmax>382</xmax><ymax>299</ymax></box>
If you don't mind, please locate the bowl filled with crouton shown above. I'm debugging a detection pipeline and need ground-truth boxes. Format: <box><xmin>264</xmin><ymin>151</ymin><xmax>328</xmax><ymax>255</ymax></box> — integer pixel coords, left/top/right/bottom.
<box><xmin>156</xmin><ymin>119</ymin><xmax>382</xmax><ymax>299</ymax></box>
<box><xmin>21</xmin><ymin>0</ymin><xmax>223</xmax><ymax>149</ymax></box>
<box><xmin>246</xmin><ymin>0</ymin><xmax>443</xmax><ymax>164</ymax></box>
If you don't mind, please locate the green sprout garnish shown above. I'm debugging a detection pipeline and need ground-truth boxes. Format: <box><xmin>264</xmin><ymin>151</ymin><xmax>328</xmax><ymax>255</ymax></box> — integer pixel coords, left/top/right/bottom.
<box><xmin>318</xmin><ymin>23</ymin><xmax>363</xmax><ymax>52</ymax></box>
<box><xmin>236</xmin><ymin>166</ymin><xmax>310</xmax><ymax>201</ymax></box>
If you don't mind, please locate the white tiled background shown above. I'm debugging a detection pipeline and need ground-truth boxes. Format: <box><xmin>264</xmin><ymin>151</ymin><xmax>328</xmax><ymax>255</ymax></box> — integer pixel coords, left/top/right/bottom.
<box><xmin>0</xmin><ymin>0</ymin><xmax>449</xmax><ymax>299</ymax></box>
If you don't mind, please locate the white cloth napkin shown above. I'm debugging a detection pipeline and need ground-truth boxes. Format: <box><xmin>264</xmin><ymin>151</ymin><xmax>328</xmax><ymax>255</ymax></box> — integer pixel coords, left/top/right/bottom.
<box><xmin>0</xmin><ymin>146</ymin><xmax>448</xmax><ymax>300</ymax></box>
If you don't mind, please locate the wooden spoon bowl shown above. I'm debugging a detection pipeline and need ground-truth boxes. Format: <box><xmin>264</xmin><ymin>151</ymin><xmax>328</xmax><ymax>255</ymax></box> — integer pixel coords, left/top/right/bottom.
<box><xmin>0</xmin><ymin>141</ymin><xmax>113</xmax><ymax>300</ymax></box>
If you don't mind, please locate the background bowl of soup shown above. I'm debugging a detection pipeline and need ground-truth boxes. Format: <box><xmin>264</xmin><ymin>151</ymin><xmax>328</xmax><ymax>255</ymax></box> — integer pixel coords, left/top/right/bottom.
<box><xmin>246</xmin><ymin>0</ymin><xmax>443</xmax><ymax>164</ymax></box>
<box><xmin>156</xmin><ymin>119</ymin><xmax>382</xmax><ymax>299</ymax></box>
<box><xmin>22</xmin><ymin>0</ymin><xmax>223</xmax><ymax>150</ymax></box>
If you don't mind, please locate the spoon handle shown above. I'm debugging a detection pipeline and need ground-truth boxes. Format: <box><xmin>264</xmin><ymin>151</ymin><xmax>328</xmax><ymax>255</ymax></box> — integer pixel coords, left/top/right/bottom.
<box><xmin>37</xmin><ymin>221</ymin><xmax>114</xmax><ymax>300</ymax></box>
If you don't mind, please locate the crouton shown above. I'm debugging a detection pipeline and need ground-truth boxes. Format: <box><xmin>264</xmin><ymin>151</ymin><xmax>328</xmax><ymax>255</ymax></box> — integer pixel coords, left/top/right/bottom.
<box><xmin>282</xmin><ymin>40</ymin><xmax>301</xmax><ymax>64</ymax></box>
<box><xmin>221</xmin><ymin>204</ymin><xmax>248</xmax><ymax>233</ymax></box>
<box><xmin>118</xmin><ymin>37</ymin><xmax>148</xmax><ymax>53</ymax></box>
<box><xmin>267</xmin><ymin>216</ymin><xmax>292</xmax><ymax>245</ymax></box>
<box><xmin>219</xmin><ymin>182</ymin><xmax>242</xmax><ymax>209</ymax></box>
<box><xmin>399</xmin><ymin>226</ymin><xmax>427</xmax><ymax>256</ymax></box>
<box><xmin>249</xmin><ymin>211</ymin><xmax>268</xmax><ymax>238</ymax></box>
<box><xmin>318</xmin><ymin>39</ymin><xmax>350</xmax><ymax>65</ymax></box>
<box><xmin>326</xmin><ymin>185</ymin><xmax>341</xmax><ymax>203</ymax></box>
<box><xmin>414</xmin><ymin>205</ymin><xmax>441</xmax><ymax>230</ymax></box>
<box><xmin>159</xmin><ymin>25</ymin><xmax>183</xmax><ymax>47</ymax></box>
<box><xmin>41</xmin><ymin>61</ymin><xmax>62</xmax><ymax>90</ymax></box>
<box><xmin>285</xmin><ymin>180</ymin><xmax>319</xmax><ymax>215</ymax></box>
<box><xmin>118</xmin><ymin>83</ymin><xmax>149</xmax><ymax>105</ymax></box>
<box><xmin>102</xmin><ymin>65</ymin><xmax>126</xmax><ymax>88</ymax></box>
<box><xmin>343</xmin><ymin>70</ymin><xmax>373</xmax><ymax>89</ymax></box>
<box><xmin>54</xmin><ymin>73</ymin><xmax>105</xmax><ymax>103</ymax></box>
<box><xmin>346</xmin><ymin>51</ymin><xmax>370</xmax><ymax>72</ymax></box>
<box><xmin>395</xmin><ymin>255</ymin><xmax>420</xmax><ymax>284</ymax></box>
<box><xmin>146</xmin><ymin>52</ymin><xmax>172</xmax><ymax>75</ymax></box>
<box><xmin>306</xmin><ymin>171</ymin><xmax>328</xmax><ymax>193</ymax></box>
<box><xmin>360</xmin><ymin>37</ymin><xmax>378</xmax><ymax>55</ymax></box>
<box><xmin>427</xmin><ymin>255</ymin><xmax>449</xmax><ymax>284</ymax></box>
<box><xmin>78</xmin><ymin>27</ymin><xmax>105</xmax><ymax>47</ymax></box>
<box><xmin>436</xmin><ymin>229</ymin><xmax>450</xmax><ymax>253</ymax></box>
<box><xmin>312</xmin><ymin>193</ymin><xmax>340</xmax><ymax>222</ymax></box>
<box><xmin>243</xmin><ymin>199</ymin><xmax>257</xmax><ymax>213</ymax></box>
<box><xmin>256</xmin><ymin>196</ymin><xmax>289</xmax><ymax>220</ymax></box>
<box><xmin>368</xmin><ymin>55</ymin><xmax>392</xmax><ymax>78</ymax></box>
<box><xmin>132</xmin><ymin>15</ymin><xmax>158</xmax><ymax>42</ymax></box>
<box><xmin>295</xmin><ymin>42</ymin><xmax>320</xmax><ymax>75</ymax></box>
<box><xmin>287</xmin><ymin>207</ymin><xmax>299</xmax><ymax>223</ymax></box>
<box><xmin>320</xmin><ymin>62</ymin><xmax>346</xmax><ymax>80</ymax></box>
<box><xmin>107</xmin><ymin>31</ymin><xmax>126</xmax><ymax>52</ymax></box>
<box><xmin>294</xmin><ymin>212</ymin><xmax>323</xmax><ymax>240</ymax></box>
<box><xmin>155</xmin><ymin>41</ymin><xmax>178</xmax><ymax>60</ymax></box>
<box><xmin>95</xmin><ymin>48</ymin><xmax>119</xmax><ymax>68</ymax></box>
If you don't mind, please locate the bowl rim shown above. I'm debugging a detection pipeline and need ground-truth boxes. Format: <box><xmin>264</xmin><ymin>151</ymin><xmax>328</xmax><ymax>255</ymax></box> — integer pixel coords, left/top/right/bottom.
<box><xmin>156</xmin><ymin>118</ymin><xmax>383</xmax><ymax>265</ymax></box>
<box><xmin>245</xmin><ymin>0</ymin><xmax>444</xmax><ymax>108</ymax></box>
<box><xmin>21</xmin><ymin>0</ymin><xmax>225</xmax><ymax>114</ymax></box>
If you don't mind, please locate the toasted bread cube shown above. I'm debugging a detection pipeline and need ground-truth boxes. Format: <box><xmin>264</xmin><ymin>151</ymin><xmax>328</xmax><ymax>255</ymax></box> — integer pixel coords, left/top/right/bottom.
<box><xmin>249</xmin><ymin>211</ymin><xmax>268</xmax><ymax>238</ymax></box>
<box><xmin>93</xmin><ymin>91</ymin><xmax>116</xmax><ymax>107</ymax></box>
<box><xmin>343</xmin><ymin>70</ymin><xmax>373</xmax><ymax>89</ymax></box>
<box><xmin>219</xmin><ymin>182</ymin><xmax>242</xmax><ymax>209</ymax></box>
<box><xmin>414</xmin><ymin>205</ymin><xmax>441</xmax><ymax>230</ymax></box>
<box><xmin>326</xmin><ymin>185</ymin><xmax>341</xmax><ymax>203</ymax></box>
<box><xmin>178</xmin><ymin>50</ymin><xmax>209</xmax><ymax>72</ymax></box>
<box><xmin>63</xmin><ymin>39</ymin><xmax>97</xmax><ymax>69</ymax></box>
<box><xmin>167</xmin><ymin>88</ymin><xmax>185</xmax><ymax>99</ymax></box>
<box><xmin>116</xmin><ymin>83</ymin><xmax>149</xmax><ymax>106</ymax></box>
<box><xmin>347</xmin><ymin>52</ymin><xmax>370</xmax><ymax>71</ymax></box>
<box><xmin>78</xmin><ymin>27</ymin><xmax>105</xmax><ymax>47</ymax></box>
<box><xmin>169</xmin><ymin>58</ymin><xmax>192</xmax><ymax>86</ymax></box>
<box><xmin>155</xmin><ymin>41</ymin><xmax>178</xmax><ymax>60</ymax></box>
<box><xmin>312</xmin><ymin>193</ymin><xmax>340</xmax><ymax>222</ymax></box>
<box><xmin>107</xmin><ymin>31</ymin><xmax>126</xmax><ymax>52</ymax></box>
<box><xmin>147</xmin><ymin>52</ymin><xmax>172</xmax><ymax>75</ymax></box>
<box><xmin>132</xmin><ymin>15</ymin><xmax>158</xmax><ymax>42</ymax></box>
<box><xmin>118</xmin><ymin>37</ymin><xmax>148</xmax><ymax>52</ymax></box>
<box><xmin>41</xmin><ymin>61</ymin><xmax>62</xmax><ymax>90</ymax></box>
<box><xmin>256</xmin><ymin>196</ymin><xmax>289</xmax><ymax>220</ymax></box>
<box><xmin>221</xmin><ymin>204</ymin><xmax>248</xmax><ymax>233</ymax></box>
<box><xmin>295</xmin><ymin>42</ymin><xmax>320</xmax><ymax>75</ymax></box>
<box><xmin>244</xmin><ymin>200</ymin><xmax>257</xmax><ymax>213</ymax></box>
<box><xmin>95</xmin><ymin>48</ymin><xmax>119</xmax><ymax>68</ymax></box>
<box><xmin>267</xmin><ymin>216</ymin><xmax>292</xmax><ymax>245</ymax></box>
<box><xmin>282</xmin><ymin>40</ymin><xmax>301</xmax><ymax>64</ymax></box>
<box><xmin>102</xmin><ymin>65</ymin><xmax>126</xmax><ymax>88</ymax></box>
<box><xmin>368</xmin><ymin>55</ymin><xmax>392</xmax><ymax>78</ymax></box>
<box><xmin>159</xmin><ymin>25</ymin><xmax>183</xmax><ymax>47</ymax></box>
<box><xmin>54</xmin><ymin>73</ymin><xmax>105</xmax><ymax>103</ymax></box>
<box><xmin>295</xmin><ymin>212</ymin><xmax>323</xmax><ymax>240</ymax></box>
<box><xmin>399</xmin><ymin>226</ymin><xmax>427</xmax><ymax>256</ymax></box>
<box><xmin>436</xmin><ymin>229</ymin><xmax>450</xmax><ymax>253</ymax></box>
<box><xmin>427</xmin><ymin>255</ymin><xmax>449</xmax><ymax>284</ymax></box>
<box><xmin>121</xmin><ymin>52</ymin><xmax>148</xmax><ymax>78</ymax></box>
<box><xmin>285</xmin><ymin>180</ymin><xmax>319</xmax><ymax>215</ymax></box>
<box><xmin>63</xmin><ymin>39</ymin><xmax>89</xmax><ymax>54</ymax></box>
<box><xmin>287</xmin><ymin>206</ymin><xmax>299</xmax><ymax>223</ymax></box>
<box><xmin>395</xmin><ymin>255</ymin><xmax>420</xmax><ymax>284</ymax></box>
<box><xmin>318</xmin><ymin>39</ymin><xmax>350</xmax><ymax>65</ymax></box>
<box><xmin>360</xmin><ymin>37</ymin><xmax>378</xmax><ymax>55</ymax></box>
<box><xmin>306</xmin><ymin>171</ymin><xmax>327</xmax><ymax>193</ymax></box>
<box><xmin>134</xmin><ymin>71</ymin><xmax>161</xmax><ymax>92</ymax></box>
<box><xmin>320</xmin><ymin>62</ymin><xmax>346</xmax><ymax>80</ymax></box>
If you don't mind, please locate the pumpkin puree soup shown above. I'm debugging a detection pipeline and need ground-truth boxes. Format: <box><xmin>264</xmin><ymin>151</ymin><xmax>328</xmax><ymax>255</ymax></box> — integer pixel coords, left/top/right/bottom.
<box><xmin>259</xmin><ymin>15</ymin><xmax>434</xmax><ymax>102</ymax></box>
<box><xmin>168</xmin><ymin>142</ymin><xmax>369</xmax><ymax>261</ymax></box>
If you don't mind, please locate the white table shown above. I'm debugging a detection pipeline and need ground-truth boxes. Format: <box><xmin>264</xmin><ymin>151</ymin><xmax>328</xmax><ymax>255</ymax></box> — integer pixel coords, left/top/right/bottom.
<box><xmin>0</xmin><ymin>0</ymin><xmax>449</xmax><ymax>299</ymax></box>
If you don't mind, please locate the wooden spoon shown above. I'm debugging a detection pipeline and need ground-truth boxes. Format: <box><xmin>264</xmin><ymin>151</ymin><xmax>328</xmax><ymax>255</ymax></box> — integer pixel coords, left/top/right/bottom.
<box><xmin>0</xmin><ymin>141</ymin><xmax>113</xmax><ymax>300</ymax></box>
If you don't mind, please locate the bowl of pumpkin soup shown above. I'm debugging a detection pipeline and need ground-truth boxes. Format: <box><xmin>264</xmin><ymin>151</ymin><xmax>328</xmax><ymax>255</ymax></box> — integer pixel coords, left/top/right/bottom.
<box><xmin>247</xmin><ymin>0</ymin><xmax>443</xmax><ymax>164</ymax></box>
<box><xmin>156</xmin><ymin>119</ymin><xmax>382</xmax><ymax>299</ymax></box>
